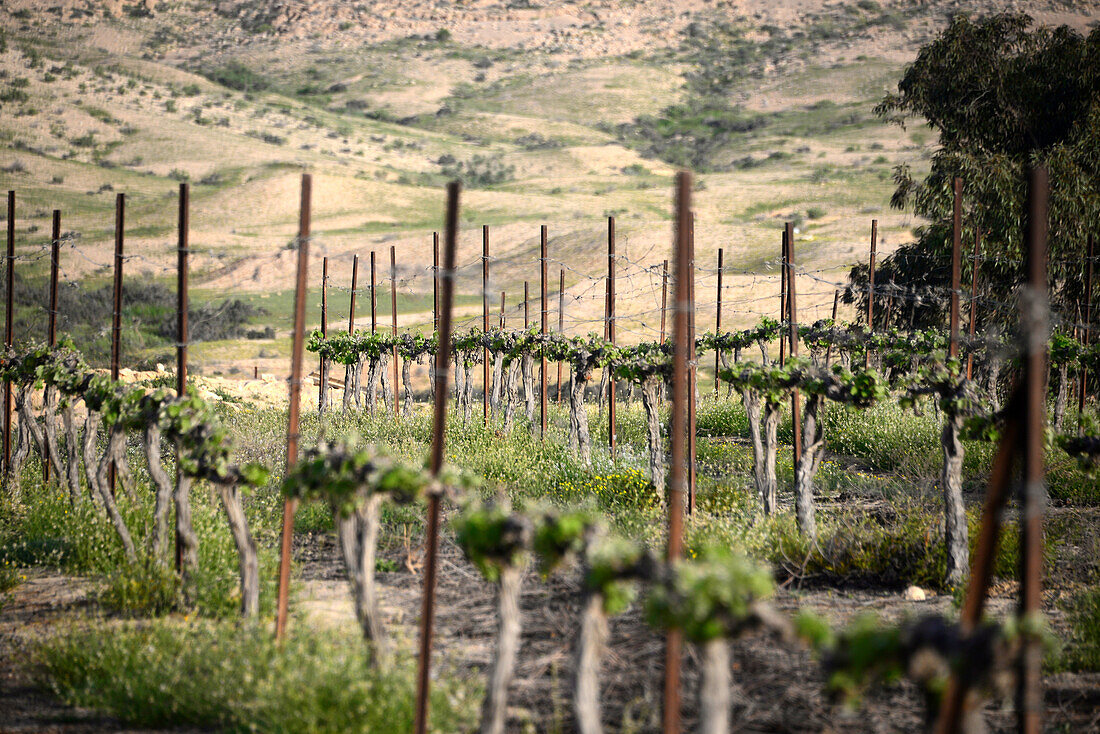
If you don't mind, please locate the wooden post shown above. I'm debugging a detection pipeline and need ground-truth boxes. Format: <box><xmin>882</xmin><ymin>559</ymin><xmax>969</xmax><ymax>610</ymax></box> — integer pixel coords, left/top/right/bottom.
<box><xmin>949</xmin><ymin>177</ymin><xmax>962</xmax><ymax>359</ymax></box>
<box><xmin>391</xmin><ymin>245</ymin><xmax>399</xmax><ymax>414</ymax></box>
<box><xmin>714</xmin><ymin>247</ymin><xmax>723</xmax><ymax>398</ymax></box>
<box><xmin>663</xmin><ymin>172</ymin><xmax>692</xmax><ymax>734</ymax></box>
<box><xmin>866</xmin><ymin>219</ymin><xmax>877</xmax><ymax>368</ymax></box>
<box><xmin>2</xmin><ymin>191</ymin><xmax>11</xmax><ymax>481</ymax></box>
<box><xmin>108</xmin><ymin>193</ymin><xmax>125</xmax><ymax>495</ymax></box>
<box><xmin>483</xmin><ymin>225</ymin><xmax>490</xmax><ymax>426</ymax></box>
<box><xmin>607</xmin><ymin>216</ymin><xmax>616</xmax><ymax>457</ymax></box>
<box><xmin>557</xmin><ymin>269</ymin><xmax>564</xmax><ymax>404</ymax></box>
<box><xmin>786</xmin><ymin>223</ymin><xmax>802</xmax><ymax>475</ymax></box>
<box><xmin>1018</xmin><ymin>165</ymin><xmax>1047</xmax><ymax>734</ymax></box>
<box><xmin>274</xmin><ymin>173</ymin><xmax>312</xmax><ymax>641</ymax></box>
<box><xmin>175</xmin><ymin>184</ymin><xmax>189</xmax><ymax>572</ymax></box>
<box><xmin>967</xmin><ymin>229</ymin><xmax>981</xmax><ymax>380</ymax></box>
<box><xmin>413</xmin><ymin>182</ymin><xmax>460</xmax><ymax>734</ymax></box>
<box><xmin>540</xmin><ymin>225</ymin><xmax>548</xmax><ymax>437</ymax></box>
<box><xmin>348</xmin><ymin>254</ymin><xmax>359</xmax><ymax>333</ymax></box>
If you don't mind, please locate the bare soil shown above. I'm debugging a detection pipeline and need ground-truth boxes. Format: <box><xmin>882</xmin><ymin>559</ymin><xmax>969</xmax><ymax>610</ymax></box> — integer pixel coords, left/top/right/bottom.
<box><xmin>4</xmin><ymin>527</ymin><xmax>1094</xmax><ymax>733</ymax></box>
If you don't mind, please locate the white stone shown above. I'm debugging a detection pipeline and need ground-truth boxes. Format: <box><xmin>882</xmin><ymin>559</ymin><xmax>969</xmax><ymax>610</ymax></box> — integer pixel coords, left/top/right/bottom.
<box><xmin>902</xmin><ymin>585</ymin><xmax>927</xmax><ymax>601</ymax></box>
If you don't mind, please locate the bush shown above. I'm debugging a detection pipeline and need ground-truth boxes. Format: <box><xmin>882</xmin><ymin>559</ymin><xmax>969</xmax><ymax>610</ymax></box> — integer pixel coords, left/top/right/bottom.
<box><xmin>1058</xmin><ymin>587</ymin><xmax>1100</xmax><ymax>671</ymax></box>
<box><xmin>33</xmin><ymin>621</ymin><xmax>480</xmax><ymax>732</ymax></box>
<box><xmin>806</xmin><ymin>206</ymin><xmax>827</xmax><ymax>219</ymax></box>
<box><xmin>439</xmin><ymin>154</ymin><xmax>515</xmax><ymax>187</ymax></box>
<box><xmin>203</xmin><ymin>61</ymin><xmax>269</xmax><ymax>92</ymax></box>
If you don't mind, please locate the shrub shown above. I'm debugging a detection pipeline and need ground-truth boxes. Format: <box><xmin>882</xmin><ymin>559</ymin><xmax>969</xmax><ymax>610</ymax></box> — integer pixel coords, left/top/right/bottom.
<box><xmin>806</xmin><ymin>206</ymin><xmax>827</xmax><ymax>219</ymax></box>
<box><xmin>203</xmin><ymin>61</ymin><xmax>269</xmax><ymax>92</ymax></box>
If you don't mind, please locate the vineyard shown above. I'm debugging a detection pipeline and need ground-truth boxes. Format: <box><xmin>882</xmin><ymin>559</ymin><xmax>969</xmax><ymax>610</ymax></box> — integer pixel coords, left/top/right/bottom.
<box><xmin>3</xmin><ymin>5</ymin><xmax>1100</xmax><ymax>734</ymax></box>
<box><xmin>0</xmin><ymin>161</ymin><xmax>1097</xmax><ymax>734</ymax></box>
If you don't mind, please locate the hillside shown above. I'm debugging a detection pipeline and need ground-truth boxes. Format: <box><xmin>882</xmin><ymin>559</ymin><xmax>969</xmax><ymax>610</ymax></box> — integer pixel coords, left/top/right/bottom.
<box><xmin>2</xmin><ymin>0</ymin><xmax>1099</xmax><ymax>375</ymax></box>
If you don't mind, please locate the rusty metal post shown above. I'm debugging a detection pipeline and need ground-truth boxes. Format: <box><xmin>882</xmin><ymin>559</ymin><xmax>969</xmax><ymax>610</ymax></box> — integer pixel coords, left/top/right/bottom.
<box><xmin>934</xmin><ymin>390</ymin><xmax>1024</xmax><ymax>734</ymax></box>
<box><xmin>866</xmin><ymin>219</ymin><xmax>877</xmax><ymax>368</ymax></box>
<box><xmin>274</xmin><ymin>173</ymin><xmax>312</xmax><ymax>641</ymax></box>
<box><xmin>825</xmin><ymin>290</ymin><xmax>839</xmax><ymax>366</ymax></box>
<box><xmin>967</xmin><ymin>228</ymin><xmax>981</xmax><ymax>380</ymax></box>
<box><xmin>540</xmin><ymin>225</ymin><xmax>548</xmax><ymax>437</ymax></box>
<box><xmin>48</xmin><ymin>211</ymin><xmax>60</xmax><ymax>348</ymax></box>
<box><xmin>524</xmin><ymin>282</ymin><xmax>529</xmax><ymax>329</ymax></box>
<box><xmin>500</xmin><ymin>291</ymin><xmax>505</xmax><ymax>329</ymax></box>
<box><xmin>108</xmin><ymin>193</ymin><xmax>125</xmax><ymax>495</ymax></box>
<box><xmin>1018</xmin><ymin>165</ymin><xmax>1048</xmax><ymax>734</ymax></box>
<box><xmin>687</xmin><ymin>213</ymin><xmax>696</xmax><ymax>511</ymax></box>
<box><xmin>483</xmin><ymin>225</ymin><xmax>490</xmax><ymax>426</ymax></box>
<box><xmin>779</xmin><ymin>231</ymin><xmax>788</xmax><ymax>366</ymax></box>
<box><xmin>348</xmin><ymin>254</ymin><xmax>359</xmax><ymax>333</ymax></box>
<box><xmin>949</xmin><ymin>177</ymin><xmax>962</xmax><ymax>360</ymax></box>
<box><xmin>607</xmin><ymin>216</ymin><xmax>616</xmax><ymax>457</ymax></box>
<box><xmin>391</xmin><ymin>245</ymin><xmax>399</xmax><ymax>414</ymax></box>
<box><xmin>663</xmin><ymin>172</ymin><xmax>692</xmax><ymax>734</ymax></box>
<box><xmin>2</xmin><ymin>191</ymin><xmax>11</xmax><ymax>481</ymax></box>
<box><xmin>660</xmin><ymin>259</ymin><xmax>668</xmax><ymax>344</ymax></box>
<box><xmin>319</xmin><ymin>256</ymin><xmax>328</xmax><ymax>407</ymax></box>
<box><xmin>370</xmin><ymin>251</ymin><xmax>377</xmax><ymax>333</ymax></box>
<box><xmin>786</xmin><ymin>223</ymin><xmax>802</xmax><ymax>473</ymax></box>
<box><xmin>433</xmin><ymin>232</ymin><xmax>439</xmax><ymax>333</ymax></box>
<box><xmin>175</xmin><ymin>183</ymin><xmax>189</xmax><ymax>572</ymax></box>
<box><xmin>557</xmin><ymin>269</ymin><xmax>564</xmax><ymax>403</ymax></box>
<box><xmin>413</xmin><ymin>182</ymin><xmax>460</xmax><ymax>734</ymax></box>
<box><xmin>1079</xmin><ymin>235</ymin><xmax>1093</xmax><ymax>431</ymax></box>
<box><xmin>714</xmin><ymin>247</ymin><xmax>723</xmax><ymax>398</ymax></box>
<box><xmin>44</xmin><ymin>210</ymin><xmax>60</xmax><ymax>484</ymax></box>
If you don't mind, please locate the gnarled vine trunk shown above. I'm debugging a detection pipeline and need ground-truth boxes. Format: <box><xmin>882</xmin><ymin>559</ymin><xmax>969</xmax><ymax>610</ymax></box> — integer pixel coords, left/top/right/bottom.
<box><xmin>574</xmin><ymin>591</ymin><xmax>608</xmax><ymax>734</ymax></box>
<box><xmin>743</xmin><ymin>389</ymin><xmax>778</xmax><ymax>515</ymax></box>
<box><xmin>93</xmin><ymin>424</ymin><xmax>137</xmax><ymax>562</ymax></box>
<box><xmin>794</xmin><ymin>394</ymin><xmax>826</xmax><ymax>539</ymax></box>
<box><xmin>490</xmin><ymin>352</ymin><xmax>504</xmax><ymax>418</ymax></box>
<box><xmin>379</xmin><ymin>354</ymin><xmax>393</xmax><ymax>413</ymax></box>
<box><xmin>343</xmin><ymin>359</ymin><xmax>361</xmax><ymax>413</ymax></box>
<box><xmin>318</xmin><ymin>356</ymin><xmax>331</xmax><ymax>418</ymax></box>
<box><xmin>62</xmin><ymin>403</ymin><xmax>82</xmax><ymax>503</ymax></box>
<box><xmin>217</xmin><ymin>481</ymin><xmax>259</xmax><ymax>616</ymax></box>
<box><xmin>42</xmin><ymin>386</ymin><xmax>67</xmax><ymax>491</ymax></box>
<box><xmin>335</xmin><ymin>493</ymin><xmax>389</xmax><ymax>664</ymax></box>
<box><xmin>401</xmin><ymin>358</ymin><xmax>413</xmax><ymax>417</ymax></box>
<box><xmin>700</xmin><ymin>638</ymin><xmax>731</xmax><ymax>734</ymax></box>
<box><xmin>462</xmin><ymin>362</ymin><xmax>474</xmax><ymax>425</ymax></box>
<box><xmin>365</xmin><ymin>357</ymin><xmax>381</xmax><ymax>415</ymax></box>
<box><xmin>941</xmin><ymin>415</ymin><xmax>969</xmax><ymax>588</ymax></box>
<box><xmin>174</xmin><ymin>462</ymin><xmax>200</xmax><ymax>578</ymax></box>
<box><xmin>568</xmin><ymin>372</ymin><xmax>592</xmax><ymax>465</ymax></box>
<box><xmin>453</xmin><ymin>355</ymin><xmax>467</xmax><ymax>423</ymax></box>
<box><xmin>480</xmin><ymin>564</ymin><xmax>523</xmax><ymax>734</ymax></box>
<box><xmin>144</xmin><ymin>423</ymin><xmax>174</xmax><ymax>564</ymax></box>
<box><xmin>1053</xmin><ymin>364</ymin><xmax>1068</xmax><ymax>431</ymax></box>
<box><xmin>522</xmin><ymin>354</ymin><xmax>535</xmax><ymax>425</ymax></box>
<box><xmin>641</xmin><ymin>377</ymin><xmax>664</xmax><ymax>494</ymax></box>
<box><xmin>81</xmin><ymin>410</ymin><xmax>101</xmax><ymax>502</ymax></box>
<box><xmin>502</xmin><ymin>361</ymin><xmax>520</xmax><ymax>432</ymax></box>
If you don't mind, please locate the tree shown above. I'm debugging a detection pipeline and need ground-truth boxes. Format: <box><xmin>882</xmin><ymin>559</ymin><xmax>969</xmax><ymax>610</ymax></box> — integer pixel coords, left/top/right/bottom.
<box><xmin>852</xmin><ymin>13</ymin><xmax>1100</xmax><ymax>328</ymax></box>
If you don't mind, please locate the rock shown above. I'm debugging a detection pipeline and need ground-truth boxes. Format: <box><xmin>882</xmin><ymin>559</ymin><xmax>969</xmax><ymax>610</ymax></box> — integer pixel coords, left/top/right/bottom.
<box><xmin>902</xmin><ymin>585</ymin><xmax>927</xmax><ymax>601</ymax></box>
<box><xmin>155</xmin><ymin>363</ymin><xmax>166</xmax><ymax>373</ymax></box>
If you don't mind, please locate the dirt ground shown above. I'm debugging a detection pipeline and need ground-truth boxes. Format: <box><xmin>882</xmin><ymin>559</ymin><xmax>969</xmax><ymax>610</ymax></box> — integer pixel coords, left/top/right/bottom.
<box><xmin>2</xmin><ymin>532</ymin><xmax>1098</xmax><ymax>733</ymax></box>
